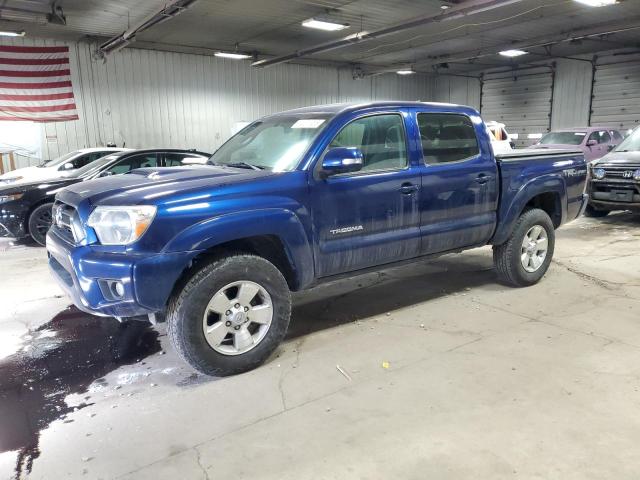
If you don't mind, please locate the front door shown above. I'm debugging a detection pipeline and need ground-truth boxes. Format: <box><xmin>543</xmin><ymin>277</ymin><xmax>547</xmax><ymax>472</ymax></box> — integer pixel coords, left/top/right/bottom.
<box><xmin>310</xmin><ymin>112</ymin><xmax>421</xmax><ymax>277</ymax></box>
<box><xmin>416</xmin><ymin>111</ymin><xmax>499</xmax><ymax>254</ymax></box>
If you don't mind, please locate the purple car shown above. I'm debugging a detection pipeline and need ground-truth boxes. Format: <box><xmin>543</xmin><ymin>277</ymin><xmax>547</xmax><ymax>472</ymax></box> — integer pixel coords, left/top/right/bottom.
<box><xmin>531</xmin><ymin>127</ymin><xmax>624</xmax><ymax>162</ymax></box>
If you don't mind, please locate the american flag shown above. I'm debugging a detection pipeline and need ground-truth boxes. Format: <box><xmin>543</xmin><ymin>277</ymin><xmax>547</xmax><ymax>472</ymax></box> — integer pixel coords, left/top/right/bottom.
<box><xmin>0</xmin><ymin>45</ymin><xmax>79</xmax><ymax>122</ymax></box>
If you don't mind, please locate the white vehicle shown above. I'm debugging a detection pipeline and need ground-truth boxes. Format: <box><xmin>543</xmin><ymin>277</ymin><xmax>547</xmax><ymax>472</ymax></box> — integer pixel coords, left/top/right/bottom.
<box><xmin>0</xmin><ymin>147</ymin><xmax>129</xmax><ymax>185</ymax></box>
<box><xmin>486</xmin><ymin>121</ymin><xmax>516</xmax><ymax>154</ymax></box>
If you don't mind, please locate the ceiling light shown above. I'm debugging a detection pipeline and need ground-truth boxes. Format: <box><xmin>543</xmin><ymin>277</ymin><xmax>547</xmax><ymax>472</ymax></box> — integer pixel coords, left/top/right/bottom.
<box><xmin>397</xmin><ymin>69</ymin><xmax>416</xmax><ymax>75</ymax></box>
<box><xmin>302</xmin><ymin>18</ymin><xmax>350</xmax><ymax>31</ymax></box>
<box><xmin>440</xmin><ymin>4</ymin><xmax>451</xmax><ymax>9</ymax></box>
<box><xmin>573</xmin><ymin>0</ymin><xmax>617</xmax><ymax>6</ymax></box>
<box><xmin>0</xmin><ymin>30</ymin><xmax>25</xmax><ymax>37</ymax></box>
<box><xmin>214</xmin><ymin>52</ymin><xmax>252</xmax><ymax>60</ymax></box>
<box><xmin>499</xmin><ymin>49</ymin><xmax>528</xmax><ymax>57</ymax></box>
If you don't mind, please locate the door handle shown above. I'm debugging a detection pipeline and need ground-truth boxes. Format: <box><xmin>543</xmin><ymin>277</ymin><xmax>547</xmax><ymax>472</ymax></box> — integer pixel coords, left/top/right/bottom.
<box><xmin>475</xmin><ymin>174</ymin><xmax>493</xmax><ymax>185</ymax></box>
<box><xmin>399</xmin><ymin>183</ymin><xmax>418</xmax><ymax>194</ymax></box>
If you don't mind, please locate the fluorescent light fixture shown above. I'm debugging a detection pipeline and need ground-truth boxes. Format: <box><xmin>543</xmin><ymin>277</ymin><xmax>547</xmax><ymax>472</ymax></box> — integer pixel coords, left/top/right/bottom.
<box><xmin>573</xmin><ymin>0</ymin><xmax>617</xmax><ymax>6</ymax></box>
<box><xmin>302</xmin><ymin>18</ymin><xmax>349</xmax><ymax>31</ymax></box>
<box><xmin>499</xmin><ymin>49</ymin><xmax>528</xmax><ymax>57</ymax></box>
<box><xmin>214</xmin><ymin>52</ymin><xmax>252</xmax><ymax>60</ymax></box>
<box><xmin>528</xmin><ymin>133</ymin><xmax>543</xmax><ymax>139</ymax></box>
<box><xmin>509</xmin><ymin>133</ymin><xmax>519</xmax><ymax>139</ymax></box>
<box><xmin>0</xmin><ymin>30</ymin><xmax>25</xmax><ymax>37</ymax></box>
<box><xmin>397</xmin><ymin>69</ymin><xmax>416</xmax><ymax>75</ymax></box>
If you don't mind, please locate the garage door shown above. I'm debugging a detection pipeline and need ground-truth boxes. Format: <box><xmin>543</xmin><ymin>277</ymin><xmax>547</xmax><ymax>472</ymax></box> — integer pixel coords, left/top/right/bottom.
<box><xmin>481</xmin><ymin>67</ymin><xmax>554</xmax><ymax>147</ymax></box>
<box><xmin>591</xmin><ymin>53</ymin><xmax>640</xmax><ymax>134</ymax></box>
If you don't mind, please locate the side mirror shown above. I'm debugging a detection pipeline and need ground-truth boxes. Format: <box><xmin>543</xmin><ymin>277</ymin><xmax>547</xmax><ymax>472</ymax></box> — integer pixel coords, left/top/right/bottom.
<box><xmin>321</xmin><ymin>147</ymin><xmax>363</xmax><ymax>177</ymax></box>
<box><xmin>586</xmin><ymin>139</ymin><xmax>598</xmax><ymax>147</ymax></box>
<box><xmin>62</xmin><ymin>162</ymin><xmax>74</xmax><ymax>170</ymax></box>
<box><xmin>98</xmin><ymin>170</ymin><xmax>114</xmax><ymax>178</ymax></box>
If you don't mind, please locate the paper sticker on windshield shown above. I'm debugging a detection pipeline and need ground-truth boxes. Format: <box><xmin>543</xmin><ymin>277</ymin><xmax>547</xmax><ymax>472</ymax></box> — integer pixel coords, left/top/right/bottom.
<box><xmin>291</xmin><ymin>119</ymin><xmax>325</xmax><ymax>129</ymax></box>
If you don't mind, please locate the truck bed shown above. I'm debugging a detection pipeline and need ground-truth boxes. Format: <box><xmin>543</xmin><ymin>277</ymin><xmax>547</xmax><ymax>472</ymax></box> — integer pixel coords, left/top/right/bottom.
<box><xmin>491</xmin><ymin>148</ymin><xmax>587</xmax><ymax>245</ymax></box>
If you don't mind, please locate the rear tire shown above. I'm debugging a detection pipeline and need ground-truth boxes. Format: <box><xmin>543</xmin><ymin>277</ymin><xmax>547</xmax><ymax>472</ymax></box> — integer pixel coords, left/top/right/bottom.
<box><xmin>28</xmin><ymin>202</ymin><xmax>54</xmax><ymax>246</ymax></box>
<box><xmin>493</xmin><ymin>208</ymin><xmax>555</xmax><ymax>287</ymax></box>
<box><xmin>167</xmin><ymin>253</ymin><xmax>291</xmax><ymax>376</ymax></box>
<box><xmin>584</xmin><ymin>204</ymin><xmax>610</xmax><ymax>218</ymax></box>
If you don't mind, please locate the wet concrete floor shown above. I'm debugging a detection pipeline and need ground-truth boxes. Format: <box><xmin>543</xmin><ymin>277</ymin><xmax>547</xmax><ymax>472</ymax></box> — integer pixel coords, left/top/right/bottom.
<box><xmin>0</xmin><ymin>213</ymin><xmax>639</xmax><ymax>479</ymax></box>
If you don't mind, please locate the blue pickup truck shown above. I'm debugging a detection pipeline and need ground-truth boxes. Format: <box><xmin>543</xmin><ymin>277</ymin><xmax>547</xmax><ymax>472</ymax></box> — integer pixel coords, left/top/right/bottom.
<box><xmin>46</xmin><ymin>102</ymin><xmax>588</xmax><ymax>375</ymax></box>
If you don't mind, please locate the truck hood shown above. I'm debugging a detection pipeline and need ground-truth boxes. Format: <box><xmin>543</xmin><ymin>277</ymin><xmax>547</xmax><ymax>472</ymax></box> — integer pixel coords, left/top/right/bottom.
<box><xmin>58</xmin><ymin>166</ymin><xmax>275</xmax><ymax>207</ymax></box>
<box><xmin>591</xmin><ymin>151</ymin><xmax>640</xmax><ymax>166</ymax></box>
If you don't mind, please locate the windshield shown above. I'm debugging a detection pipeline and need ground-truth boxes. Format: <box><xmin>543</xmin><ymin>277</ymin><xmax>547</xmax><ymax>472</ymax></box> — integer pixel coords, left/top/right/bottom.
<box><xmin>40</xmin><ymin>151</ymin><xmax>78</xmax><ymax>168</ymax></box>
<box><xmin>538</xmin><ymin>131</ymin><xmax>586</xmax><ymax>145</ymax></box>
<box><xmin>209</xmin><ymin>115</ymin><xmax>332</xmax><ymax>171</ymax></box>
<box><xmin>615</xmin><ymin>127</ymin><xmax>640</xmax><ymax>152</ymax></box>
<box><xmin>73</xmin><ymin>155</ymin><xmax>121</xmax><ymax>178</ymax></box>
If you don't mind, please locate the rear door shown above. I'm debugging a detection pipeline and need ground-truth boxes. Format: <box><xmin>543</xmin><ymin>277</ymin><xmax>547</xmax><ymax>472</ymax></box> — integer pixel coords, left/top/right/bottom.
<box><xmin>416</xmin><ymin>111</ymin><xmax>499</xmax><ymax>254</ymax></box>
<box><xmin>310</xmin><ymin>112</ymin><xmax>421</xmax><ymax>277</ymax></box>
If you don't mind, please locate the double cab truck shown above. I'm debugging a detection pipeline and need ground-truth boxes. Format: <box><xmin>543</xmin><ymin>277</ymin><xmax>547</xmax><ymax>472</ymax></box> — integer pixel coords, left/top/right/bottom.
<box><xmin>586</xmin><ymin>126</ymin><xmax>640</xmax><ymax>216</ymax></box>
<box><xmin>46</xmin><ymin>102</ymin><xmax>588</xmax><ymax>376</ymax></box>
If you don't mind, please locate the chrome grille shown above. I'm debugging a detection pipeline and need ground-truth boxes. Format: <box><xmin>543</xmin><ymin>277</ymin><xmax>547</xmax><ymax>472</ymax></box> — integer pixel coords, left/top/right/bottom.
<box><xmin>599</xmin><ymin>164</ymin><xmax>640</xmax><ymax>179</ymax></box>
<box><xmin>52</xmin><ymin>201</ymin><xmax>77</xmax><ymax>243</ymax></box>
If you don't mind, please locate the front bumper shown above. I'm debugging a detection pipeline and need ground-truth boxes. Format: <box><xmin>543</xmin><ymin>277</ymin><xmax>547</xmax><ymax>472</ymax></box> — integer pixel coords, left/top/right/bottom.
<box><xmin>46</xmin><ymin>228</ymin><xmax>199</xmax><ymax>318</ymax></box>
<box><xmin>588</xmin><ymin>179</ymin><xmax>640</xmax><ymax>212</ymax></box>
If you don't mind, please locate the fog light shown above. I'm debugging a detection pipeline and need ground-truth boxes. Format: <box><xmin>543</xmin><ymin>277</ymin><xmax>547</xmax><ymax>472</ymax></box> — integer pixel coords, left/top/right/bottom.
<box><xmin>634</xmin><ymin>169</ymin><xmax>640</xmax><ymax>181</ymax></box>
<box><xmin>110</xmin><ymin>280</ymin><xmax>125</xmax><ymax>299</ymax></box>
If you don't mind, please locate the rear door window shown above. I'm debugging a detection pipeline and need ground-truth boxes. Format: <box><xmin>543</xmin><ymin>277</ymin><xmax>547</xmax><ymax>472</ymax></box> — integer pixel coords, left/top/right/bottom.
<box><xmin>163</xmin><ymin>153</ymin><xmax>206</xmax><ymax>166</ymax></box>
<box><xmin>589</xmin><ymin>131</ymin><xmax>611</xmax><ymax>144</ymax></box>
<box><xmin>418</xmin><ymin>113</ymin><xmax>480</xmax><ymax>164</ymax></box>
<box><xmin>107</xmin><ymin>154</ymin><xmax>158</xmax><ymax>175</ymax></box>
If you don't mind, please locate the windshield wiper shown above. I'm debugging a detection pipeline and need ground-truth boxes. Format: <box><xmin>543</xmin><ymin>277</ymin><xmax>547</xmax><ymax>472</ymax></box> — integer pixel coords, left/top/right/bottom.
<box><xmin>225</xmin><ymin>162</ymin><xmax>264</xmax><ymax>171</ymax></box>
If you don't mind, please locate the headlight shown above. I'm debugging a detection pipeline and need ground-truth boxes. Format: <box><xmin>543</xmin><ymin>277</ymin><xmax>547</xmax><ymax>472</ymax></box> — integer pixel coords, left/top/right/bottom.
<box><xmin>634</xmin><ymin>169</ymin><xmax>640</xmax><ymax>181</ymax></box>
<box><xmin>87</xmin><ymin>205</ymin><xmax>156</xmax><ymax>245</ymax></box>
<box><xmin>0</xmin><ymin>193</ymin><xmax>24</xmax><ymax>204</ymax></box>
<box><xmin>593</xmin><ymin>168</ymin><xmax>605</xmax><ymax>180</ymax></box>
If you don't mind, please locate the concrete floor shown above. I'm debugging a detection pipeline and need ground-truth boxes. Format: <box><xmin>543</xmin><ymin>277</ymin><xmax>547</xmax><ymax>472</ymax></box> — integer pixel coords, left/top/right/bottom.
<box><xmin>0</xmin><ymin>213</ymin><xmax>639</xmax><ymax>480</ymax></box>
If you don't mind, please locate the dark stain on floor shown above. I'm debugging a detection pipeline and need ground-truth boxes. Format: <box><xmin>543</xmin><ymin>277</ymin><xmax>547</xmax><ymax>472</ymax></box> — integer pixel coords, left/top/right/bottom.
<box><xmin>0</xmin><ymin>306</ymin><xmax>160</xmax><ymax>479</ymax></box>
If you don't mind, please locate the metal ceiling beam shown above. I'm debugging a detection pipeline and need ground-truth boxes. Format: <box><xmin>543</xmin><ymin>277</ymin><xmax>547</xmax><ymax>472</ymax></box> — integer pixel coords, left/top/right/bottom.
<box><xmin>251</xmin><ymin>0</ymin><xmax>527</xmax><ymax>68</ymax></box>
<box><xmin>409</xmin><ymin>15</ymin><xmax>640</xmax><ymax>70</ymax></box>
<box><xmin>97</xmin><ymin>0</ymin><xmax>199</xmax><ymax>58</ymax></box>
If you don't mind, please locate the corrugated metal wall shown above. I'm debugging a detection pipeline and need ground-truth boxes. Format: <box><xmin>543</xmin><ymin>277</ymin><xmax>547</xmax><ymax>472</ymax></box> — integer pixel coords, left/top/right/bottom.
<box><xmin>1</xmin><ymin>36</ymin><xmax>481</xmax><ymax>165</ymax></box>
<box><xmin>551</xmin><ymin>58</ymin><xmax>593</xmax><ymax>130</ymax></box>
<box><xmin>591</xmin><ymin>53</ymin><xmax>640</xmax><ymax>133</ymax></box>
<box><xmin>481</xmin><ymin>67</ymin><xmax>554</xmax><ymax>147</ymax></box>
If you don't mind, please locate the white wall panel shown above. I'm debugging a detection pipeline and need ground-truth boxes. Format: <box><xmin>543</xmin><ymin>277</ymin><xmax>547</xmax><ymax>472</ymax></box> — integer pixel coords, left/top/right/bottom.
<box><xmin>591</xmin><ymin>53</ymin><xmax>640</xmax><ymax>133</ymax></box>
<box><xmin>551</xmin><ymin>58</ymin><xmax>593</xmax><ymax>130</ymax></box>
<box><xmin>1</xmin><ymin>37</ymin><xmax>477</xmax><ymax>165</ymax></box>
<box><xmin>433</xmin><ymin>76</ymin><xmax>481</xmax><ymax>110</ymax></box>
<box><xmin>481</xmin><ymin>67</ymin><xmax>554</xmax><ymax>147</ymax></box>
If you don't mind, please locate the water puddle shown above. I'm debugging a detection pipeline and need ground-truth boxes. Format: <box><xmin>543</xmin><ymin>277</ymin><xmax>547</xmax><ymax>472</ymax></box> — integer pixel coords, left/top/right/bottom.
<box><xmin>0</xmin><ymin>306</ymin><xmax>160</xmax><ymax>479</ymax></box>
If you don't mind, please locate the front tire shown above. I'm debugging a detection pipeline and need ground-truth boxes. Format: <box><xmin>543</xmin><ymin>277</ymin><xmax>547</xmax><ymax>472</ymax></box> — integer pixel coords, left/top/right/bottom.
<box><xmin>167</xmin><ymin>254</ymin><xmax>291</xmax><ymax>376</ymax></box>
<box><xmin>583</xmin><ymin>204</ymin><xmax>609</xmax><ymax>218</ymax></box>
<box><xmin>28</xmin><ymin>202</ymin><xmax>54</xmax><ymax>246</ymax></box>
<box><xmin>493</xmin><ymin>208</ymin><xmax>555</xmax><ymax>287</ymax></box>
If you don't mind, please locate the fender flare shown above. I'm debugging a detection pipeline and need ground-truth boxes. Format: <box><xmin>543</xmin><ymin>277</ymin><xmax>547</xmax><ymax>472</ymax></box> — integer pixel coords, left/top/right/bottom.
<box><xmin>162</xmin><ymin>208</ymin><xmax>314</xmax><ymax>289</ymax></box>
<box><xmin>491</xmin><ymin>173</ymin><xmax>566</xmax><ymax>245</ymax></box>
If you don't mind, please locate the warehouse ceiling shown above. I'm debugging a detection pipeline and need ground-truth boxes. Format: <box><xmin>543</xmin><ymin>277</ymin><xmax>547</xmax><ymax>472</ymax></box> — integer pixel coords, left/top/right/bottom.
<box><xmin>0</xmin><ymin>0</ymin><xmax>638</xmax><ymax>75</ymax></box>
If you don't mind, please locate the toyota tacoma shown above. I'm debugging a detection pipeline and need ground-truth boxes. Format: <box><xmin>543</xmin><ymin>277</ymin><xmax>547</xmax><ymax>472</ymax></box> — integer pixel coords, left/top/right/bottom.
<box><xmin>46</xmin><ymin>102</ymin><xmax>588</xmax><ymax>375</ymax></box>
